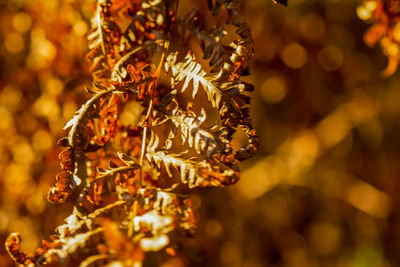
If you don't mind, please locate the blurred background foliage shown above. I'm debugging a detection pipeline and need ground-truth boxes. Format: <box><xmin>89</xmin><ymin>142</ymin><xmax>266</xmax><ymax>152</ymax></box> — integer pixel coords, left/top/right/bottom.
<box><xmin>1</xmin><ymin>0</ymin><xmax>400</xmax><ymax>266</ymax></box>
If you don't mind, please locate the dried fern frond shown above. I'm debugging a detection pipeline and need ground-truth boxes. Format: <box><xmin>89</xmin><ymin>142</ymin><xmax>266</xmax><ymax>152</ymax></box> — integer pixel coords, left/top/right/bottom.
<box><xmin>164</xmin><ymin>51</ymin><xmax>258</xmax><ymax>160</ymax></box>
<box><xmin>87</xmin><ymin>0</ymin><xmax>121</xmax><ymax>84</ymax></box>
<box><xmin>6</xmin><ymin>0</ymin><xmax>257</xmax><ymax>265</ymax></box>
<box><xmin>152</xmin><ymin>102</ymin><xmax>222</xmax><ymax>157</ymax></box>
<box><xmin>358</xmin><ymin>0</ymin><xmax>400</xmax><ymax>76</ymax></box>
<box><xmin>48</xmin><ymin>87</ymin><xmax>130</xmax><ymax>204</ymax></box>
<box><xmin>273</xmin><ymin>0</ymin><xmax>288</xmax><ymax>6</ymax></box>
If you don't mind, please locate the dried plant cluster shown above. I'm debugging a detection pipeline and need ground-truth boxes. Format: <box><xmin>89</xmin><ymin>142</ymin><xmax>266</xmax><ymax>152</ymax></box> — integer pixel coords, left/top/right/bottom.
<box><xmin>4</xmin><ymin>0</ymin><xmax>273</xmax><ymax>265</ymax></box>
<box><xmin>358</xmin><ymin>0</ymin><xmax>400</xmax><ymax>76</ymax></box>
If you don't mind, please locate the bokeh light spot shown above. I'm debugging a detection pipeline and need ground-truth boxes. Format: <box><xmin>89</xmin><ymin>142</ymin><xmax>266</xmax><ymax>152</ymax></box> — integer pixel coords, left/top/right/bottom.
<box><xmin>4</xmin><ymin>32</ymin><xmax>24</xmax><ymax>54</ymax></box>
<box><xmin>205</xmin><ymin>219</ymin><xmax>222</xmax><ymax>238</ymax></box>
<box><xmin>12</xmin><ymin>12</ymin><xmax>32</xmax><ymax>33</ymax></box>
<box><xmin>300</xmin><ymin>14</ymin><xmax>325</xmax><ymax>40</ymax></box>
<box><xmin>260</xmin><ymin>75</ymin><xmax>287</xmax><ymax>103</ymax></box>
<box><xmin>73</xmin><ymin>20</ymin><xmax>88</xmax><ymax>36</ymax></box>
<box><xmin>281</xmin><ymin>43</ymin><xmax>308</xmax><ymax>69</ymax></box>
<box><xmin>0</xmin><ymin>107</ymin><xmax>14</xmax><ymax>130</ymax></box>
<box><xmin>32</xmin><ymin>130</ymin><xmax>52</xmax><ymax>151</ymax></box>
<box><xmin>318</xmin><ymin>45</ymin><xmax>344</xmax><ymax>72</ymax></box>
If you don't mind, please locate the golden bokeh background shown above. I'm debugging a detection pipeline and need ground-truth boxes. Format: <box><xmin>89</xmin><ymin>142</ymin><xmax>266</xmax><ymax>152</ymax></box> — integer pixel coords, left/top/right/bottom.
<box><xmin>1</xmin><ymin>0</ymin><xmax>400</xmax><ymax>266</ymax></box>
